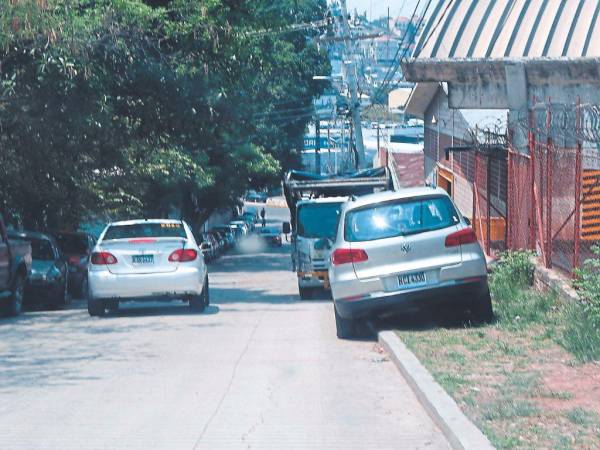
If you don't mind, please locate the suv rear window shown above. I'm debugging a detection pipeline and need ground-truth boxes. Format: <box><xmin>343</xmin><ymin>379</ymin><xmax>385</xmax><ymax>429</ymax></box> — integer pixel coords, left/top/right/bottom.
<box><xmin>103</xmin><ymin>223</ymin><xmax>186</xmax><ymax>240</ymax></box>
<box><xmin>345</xmin><ymin>196</ymin><xmax>460</xmax><ymax>242</ymax></box>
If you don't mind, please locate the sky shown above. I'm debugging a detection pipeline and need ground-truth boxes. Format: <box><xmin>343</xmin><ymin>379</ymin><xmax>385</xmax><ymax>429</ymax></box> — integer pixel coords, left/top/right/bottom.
<box><xmin>346</xmin><ymin>0</ymin><xmax>422</xmax><ymax>21</ymax></box>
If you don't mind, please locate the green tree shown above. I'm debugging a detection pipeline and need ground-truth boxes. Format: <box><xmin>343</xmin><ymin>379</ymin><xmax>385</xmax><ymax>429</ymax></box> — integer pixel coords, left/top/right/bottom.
<box><xmin>0</xmin><ymin>0</ymin><xmax>330</xmax><ymax>230</ymax></box>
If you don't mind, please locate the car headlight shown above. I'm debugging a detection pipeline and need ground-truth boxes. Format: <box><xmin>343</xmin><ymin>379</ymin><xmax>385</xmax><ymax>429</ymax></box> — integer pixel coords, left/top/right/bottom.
<box><xmin>31</xmin><ymin>271</ymin><xmax>47</xmax><ymax>282</ymax></box>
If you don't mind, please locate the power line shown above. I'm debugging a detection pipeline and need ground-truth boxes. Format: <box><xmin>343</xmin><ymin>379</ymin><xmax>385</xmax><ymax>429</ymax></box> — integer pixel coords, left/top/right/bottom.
<box><xmin>370</xmin><ymin>0</ymin><xmax>424</xmax><ymax>105</ymax></box>
<box><xmin>414</xmin><ymin>0</ymin><xmax>455</xmax><ymax>58</ymax></box>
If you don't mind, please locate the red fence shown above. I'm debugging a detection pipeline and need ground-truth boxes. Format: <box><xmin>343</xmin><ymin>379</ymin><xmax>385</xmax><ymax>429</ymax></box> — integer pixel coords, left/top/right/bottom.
<box><xmin>505</xmin><ymin>101</ymin><xmax>600</xmax><ymax>273</ymax></box>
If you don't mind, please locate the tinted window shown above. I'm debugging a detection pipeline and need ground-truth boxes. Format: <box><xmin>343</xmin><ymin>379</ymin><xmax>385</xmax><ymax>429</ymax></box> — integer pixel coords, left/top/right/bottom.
<box><xmin>30</xmin><ymin>238</ymin><xmax>55</xmax><ymax>261</ymax></box>
<box><xmin>103</xmin><ymin>223</ymin><xmax>186</xmax><ymax>240</ymax></box>
<box><xmin>55</xmin><ymin>234</ymin><xmax>89</xmax><ymax>255</ymax></box>
<box><xmin>345</xmin><ymin>196</ymin><xmax>460</xmax><ymax>242</ymax></box>
<box><xmin>297</xmin><ymin>203</ymin><xmax>342</xmax><ymax>239</ymax></box>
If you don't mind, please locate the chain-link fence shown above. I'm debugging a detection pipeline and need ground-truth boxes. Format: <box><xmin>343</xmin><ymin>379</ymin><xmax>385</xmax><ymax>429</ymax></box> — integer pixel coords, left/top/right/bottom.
<box><xmin>507</xmin><ymin>100</ymin><xmax>600</xmax><ymax>273</ymax></box>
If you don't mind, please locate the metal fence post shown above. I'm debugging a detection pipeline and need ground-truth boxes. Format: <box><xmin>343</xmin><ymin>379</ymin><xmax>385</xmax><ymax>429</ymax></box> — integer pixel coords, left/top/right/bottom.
<box><xmin>546</xmin><ymin>99</ymin><xmax>553</xmax><ymax>268</ymax></box>
<box><xmin>529</xmin><ymin>99</ymin><xmax>536</xmax><ymax>251</ymax></box>
<box><xmin>574</xmin><ymin>98</ymin><xmax>583</xmax><ymax>270</ymax></box>
<box><xmin>507</xmin><ymin>130</ymin><xmax>514</xmax><ymax>250</ymax></box>
<box><xmin>486</xmin><ymin>153</ymin><xmax>492</xmax><ymax>256</ymax></box>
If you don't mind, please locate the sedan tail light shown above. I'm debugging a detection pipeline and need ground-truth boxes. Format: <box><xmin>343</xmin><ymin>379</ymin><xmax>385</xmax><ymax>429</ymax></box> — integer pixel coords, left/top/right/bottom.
<box><xmin>331</xmin><ymin>248</ymin><xmax>368</xmax><ymax>266</ymax></box>
<box><xmin>68</xmin><ymin>255</ymin><xmax>82</xmax><ymax>265</ymax></box>
<box><xmin>168</xmin><ymin>249</ymin><xmax>198</xmax><ymax>262</ymax></box>
<box><xmin>91</xmin><ymin>252</ymin><xmax>118</xmax><ymax>265</ymax></box>
<box><xmin>445</xmin><ymin>227</ymin><xmax>478</xmax><ymax>247</ymax></box>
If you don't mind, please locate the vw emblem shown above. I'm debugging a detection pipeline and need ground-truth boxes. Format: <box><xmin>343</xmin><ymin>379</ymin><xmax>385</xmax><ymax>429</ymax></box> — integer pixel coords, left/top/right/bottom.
<box><xmin>399</xmin><ymin>243</ymin><xmax>412</xmax><ymax>253</ymax></box>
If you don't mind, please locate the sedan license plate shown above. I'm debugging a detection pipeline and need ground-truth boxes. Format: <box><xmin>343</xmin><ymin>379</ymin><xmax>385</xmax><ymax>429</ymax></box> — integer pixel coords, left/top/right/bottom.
<box><xmin>132</xmin><ymin>254</ymin><xmax>154</xmax><ymax>265</ymax></box>
<box><xmin>398</xmin><ymin>271</ymin><xmax>426</xmax><ymax>290</ymax></box>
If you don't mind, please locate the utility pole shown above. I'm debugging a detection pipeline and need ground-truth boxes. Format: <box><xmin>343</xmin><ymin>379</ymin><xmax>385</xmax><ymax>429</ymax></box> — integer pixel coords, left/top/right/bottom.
<box><xmin>339</xmin><ymin>0</ymin><xmax>366</xmax><ymax>169</ymax></box>
<box><xmin>315</xmin><ymin>119</ymin><xmax>321</xmax><ymax>174</ymax></box>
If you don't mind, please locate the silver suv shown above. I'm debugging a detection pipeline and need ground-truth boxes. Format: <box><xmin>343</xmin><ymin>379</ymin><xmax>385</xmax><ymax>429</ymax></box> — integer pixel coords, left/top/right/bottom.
<box><xmin>329</xmin><ymin>187</ymin><xmax>492</xmax><ymax>338</ymax></box>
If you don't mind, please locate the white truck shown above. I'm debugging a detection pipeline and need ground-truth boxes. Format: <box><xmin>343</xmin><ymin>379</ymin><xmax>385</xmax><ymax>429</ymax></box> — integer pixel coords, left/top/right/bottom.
<box><xmin>283</xmin><ymin>169</ymin><xmax>391</xmax><ymax>299</ymax></box>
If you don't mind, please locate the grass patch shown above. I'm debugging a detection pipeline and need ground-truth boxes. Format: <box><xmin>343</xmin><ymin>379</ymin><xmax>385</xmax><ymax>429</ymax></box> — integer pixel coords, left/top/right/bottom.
<box><xmin>562</xmin><ymin>301</ymin><xmax>600</xmax><ymax>363</ymax></box>
<box><xmin>433</xmin><ymin>371</ymin><xmax>466</xmax><ymax>396</ymax></box>
<box><xmin>394</xmin><ymin>251</ymin><xmax>600</xmax><ymax>449</ymax></box>
<box><xmin>481</xmin><ymin>398</ymin><xmax>539</xmax><ymax>421</ymax></box>
<box><xmin>565</xmin><ymin>407</ymin><xmax>598</xmax><ymax>428</ymax></box>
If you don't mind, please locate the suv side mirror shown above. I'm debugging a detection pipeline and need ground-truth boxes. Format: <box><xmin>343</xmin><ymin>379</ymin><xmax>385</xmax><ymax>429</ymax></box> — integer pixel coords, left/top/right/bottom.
<box><xmin>464</xmin><ymin>216</ymin><xmax>472</xmax><ymax>226</ymax></box>
<box><xmin>282</xmin><ymin>222</ymin><xmax>291</xmax><ymax>234</ymax></box>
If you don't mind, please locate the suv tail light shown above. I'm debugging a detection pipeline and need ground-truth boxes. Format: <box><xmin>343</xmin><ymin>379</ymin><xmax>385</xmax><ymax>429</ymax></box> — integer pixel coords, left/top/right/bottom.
<box><xmin>445</xmin><ymin>228</ymin><xmax>478</xmax><ymax>247</ymax></box>
<box><xmin>332</xmin><ymin>248</ymin><xmax>368</xmax><ymax>266</ymax></box>
<box><xmin>168</xmin><ymin>249</ymin><xmax>198</xmax><ymax>262</ymax></box>
<box><xmin>91</xmin><ymin>252</ymin><xmax>118</xmax><ymax>265</ymax></box>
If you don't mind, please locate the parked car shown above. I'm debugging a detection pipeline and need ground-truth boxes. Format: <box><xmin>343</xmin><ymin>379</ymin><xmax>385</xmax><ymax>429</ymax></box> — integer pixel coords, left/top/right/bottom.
<box><xmin>87</xmin><ymin>219</ymin><xmax>209</xmax><ymax>316</ymax></box>
<box><xmin>245</xmin><ymin>191</ymin><xmax>268</xmax><ymax>203</ymax></box>
<box><xmin>0</xmin><ymin>214</ymin><xmax>32</xmax><ymax>316</ymax></box>
<box><xmin>212</xmin><ymin>226</ymin><xmax>236</xmax><ymax>248</ymax></box>
<box><xmin>51</xmin><ymin>231</ymin><xmax>96</xmax><ymax>297</ymax></box>
<box><xmin>229</xmin><ymin>221</ymin><xmax>249</xmax><ymax>238</ymax></box>
<box><xmin>257</xmin><ymin>227</ymin><xmax>283</xmax><ymax>247</ymax></box>
<box><xmin>7</xmin><ymin>231</ymin><xmax>70</xmax><ymax>309</ymax></box>
<box><xmin>208</xmin><ymin>230</ymin><xmax>225</xmax><ymax>256</ymax></box>
<box><xmin>196</xmin><ymin>232</ymin><xmax>218</xmax><ymax>261</ymax></box>
<box><xmin>329</xmin><ymin>187</ymin><xmax>493</xmax><ymax>339</ymax></box>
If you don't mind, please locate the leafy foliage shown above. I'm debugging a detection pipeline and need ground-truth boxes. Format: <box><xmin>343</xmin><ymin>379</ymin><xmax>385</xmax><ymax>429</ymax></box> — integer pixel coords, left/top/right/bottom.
<box><xmin>563</xmin><ymin>246</ymin><xmax>600</xmax><ymax>361</ymax></box>
<box><xmin>489</xmin><ymin>251</ymin><xmax>557</xmax><ymax>327</ymax></box>
<box><xmin>0</xmin><ymin>0</ymin><xmax>330</xmax><ymax>230</ymax></box>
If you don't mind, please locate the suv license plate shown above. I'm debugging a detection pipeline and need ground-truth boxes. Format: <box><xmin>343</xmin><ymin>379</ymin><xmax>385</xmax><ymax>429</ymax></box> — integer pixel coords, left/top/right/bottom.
<box><xmin>132</xmin><ymin>255</ymin><xmax>154</xmax><ymax>265</ymax></box>
<box><xmin>398</xmin><ymin>271</ymin><xmax>426</xmax><ymax>289</ymax></box>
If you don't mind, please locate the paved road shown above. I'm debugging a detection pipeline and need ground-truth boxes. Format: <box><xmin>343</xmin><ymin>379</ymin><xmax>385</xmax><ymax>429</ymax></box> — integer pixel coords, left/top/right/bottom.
<box><xmin>0</xmin><ymin>205</ymin><xmax>449</xmax><ymax>449</ymax></box>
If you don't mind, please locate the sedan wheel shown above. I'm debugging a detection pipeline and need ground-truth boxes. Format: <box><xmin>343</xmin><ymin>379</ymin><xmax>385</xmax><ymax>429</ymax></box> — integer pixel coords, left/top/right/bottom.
<box><xmin>87</xmin><ymin>297</ymin><xmax>106</xmax><ymax>317</ymax></box>
<box><xmin>7</xmin><ymin>276</ymin><xmax>24</xmax><ymax>317</ymax></box>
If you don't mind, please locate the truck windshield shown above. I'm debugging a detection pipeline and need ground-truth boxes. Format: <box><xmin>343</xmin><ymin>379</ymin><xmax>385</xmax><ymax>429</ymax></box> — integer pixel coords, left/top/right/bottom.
<box><xmin>297</xmin><ymin>202</ymin><xmax>342</xmax><ymax>239</ymax></box>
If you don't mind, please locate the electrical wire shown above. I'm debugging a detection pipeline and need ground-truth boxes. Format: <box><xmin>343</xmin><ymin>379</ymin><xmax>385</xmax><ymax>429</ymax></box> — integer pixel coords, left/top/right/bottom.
<box><xmin>414</xmin><ymin>0</ymin><xmax>455</xmax><ymax>58</ymax></box>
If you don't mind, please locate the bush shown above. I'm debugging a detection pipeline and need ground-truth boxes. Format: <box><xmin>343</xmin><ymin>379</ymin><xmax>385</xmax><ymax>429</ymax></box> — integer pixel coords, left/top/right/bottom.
<box><xmin>563</xmin><ymin>246</ymin><xmax>600</xmax><ymax>362</ymax></box>
<box><xmin>489</xmin><ymin>251</ymin><xmax>554</xmax><ymax>326</ymax></box>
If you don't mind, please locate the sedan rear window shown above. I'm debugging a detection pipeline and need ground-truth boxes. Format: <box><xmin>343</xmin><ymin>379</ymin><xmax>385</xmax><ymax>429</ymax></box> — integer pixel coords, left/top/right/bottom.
<box><xmin>345</xmin><ymin>196</ymin><xmax>460</xmax><ymax>242</ymax></box>
<box><xmin>103</xmin><ymin>223</ymin><xmax>186</xmax><ymax>240</ymax></box>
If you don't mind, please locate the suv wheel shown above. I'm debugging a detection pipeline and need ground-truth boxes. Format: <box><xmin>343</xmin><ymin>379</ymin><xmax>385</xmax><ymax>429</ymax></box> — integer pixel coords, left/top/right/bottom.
<box><xmin>88</xmin><ymin>297</ymin><xmax>106</xmax><ymax>317</ymax></box>
<box><xmin>7</xmin><ymin>275</ymin><xmax>25</xmax><ymax>317</ymax></box>
<box><xmin>471</xmin><ymin>290</ymin><xmax>494</xmax><ymax>324</ymax></box>
<box><xmin>334</xmin><ymin>305</ymin><xmax>356</xmax><ymax>339</ymax></box>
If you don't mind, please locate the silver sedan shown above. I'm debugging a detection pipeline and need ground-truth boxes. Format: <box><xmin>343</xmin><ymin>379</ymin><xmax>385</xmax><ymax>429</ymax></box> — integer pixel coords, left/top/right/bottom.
<box><xmin>87</xmin><ymin>219</ymin><xmax>209</xmax><ymax>316</ymax></box>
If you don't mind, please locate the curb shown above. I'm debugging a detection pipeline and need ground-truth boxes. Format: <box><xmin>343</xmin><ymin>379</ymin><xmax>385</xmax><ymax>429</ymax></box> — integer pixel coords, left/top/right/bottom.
<box><xmin>379</xmin><ymin>331</ymin><xmax>495</xmax><ymax>450</ymax></box>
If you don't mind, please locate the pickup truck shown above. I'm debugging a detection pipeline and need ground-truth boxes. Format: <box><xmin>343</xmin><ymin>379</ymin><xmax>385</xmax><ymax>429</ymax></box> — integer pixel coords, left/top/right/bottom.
<box><xmin>0</xmin><ymin>214</ymin><xmax>32</xmax><ymax>316</ymax></box>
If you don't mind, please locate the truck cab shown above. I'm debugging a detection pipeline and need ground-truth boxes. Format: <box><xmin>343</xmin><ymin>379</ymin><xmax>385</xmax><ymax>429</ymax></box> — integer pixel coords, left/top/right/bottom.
<box><xmin>293</xmin><ymin>197</ymin><xmax>346</xmax><ymax>299</ymax></box>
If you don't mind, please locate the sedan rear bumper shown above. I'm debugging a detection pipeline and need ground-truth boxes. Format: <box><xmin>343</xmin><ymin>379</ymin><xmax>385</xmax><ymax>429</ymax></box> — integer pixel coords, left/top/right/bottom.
<box><xmin>334</xmin><ymin>277</ymin><xmax>489</xmax><ymax>319</ymax></box>
<box><xmin>89</xmin><ymin>266</ymin><xmax>205</xmax><ymax>300</ymax></box>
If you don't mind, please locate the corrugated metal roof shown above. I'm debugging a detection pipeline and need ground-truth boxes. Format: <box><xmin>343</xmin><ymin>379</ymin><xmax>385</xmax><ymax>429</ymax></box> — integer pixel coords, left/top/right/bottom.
<box><xmin>414</xmin><ymin>0</ymin><xmax>600</xmax><ymax>60</ymax></box>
